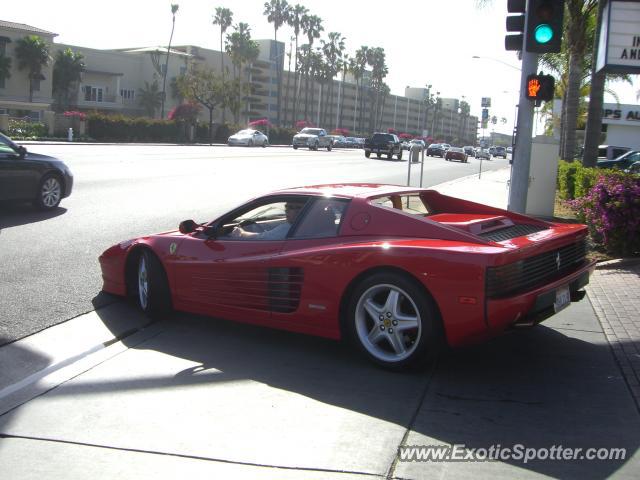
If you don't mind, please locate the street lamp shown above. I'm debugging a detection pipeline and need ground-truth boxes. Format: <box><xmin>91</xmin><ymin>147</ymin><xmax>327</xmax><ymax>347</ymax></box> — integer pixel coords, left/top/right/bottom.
<box><xmin>471</xmin><ymin>55</ymin><xmax>522</xmax><ymax>72</ymax></box>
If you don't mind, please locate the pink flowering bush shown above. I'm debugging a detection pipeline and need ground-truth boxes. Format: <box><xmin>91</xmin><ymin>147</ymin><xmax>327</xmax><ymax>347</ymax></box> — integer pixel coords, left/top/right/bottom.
<box><xmin>249</xmin><ymin>118</ymin><xmax>270</xmax><ymax>127</ymax></box>
<box><xmin>64</xmin><ymin>111</ymin><xmax>87</xmax><ymax>121</ymax></box>
<box><xmin>399</xmin><ymin>133</ymin><xmax>413</xmax><ymax>140</ymax></box>
<box><xmin>168</xmin><ymin>103</ymin><xmax>201</xmax><ymax>122</ymax></box>
<box><xmin>571</xmin><ymin>174</ymin><xmax>640</xmax><ymax>256</ymax></box>
<box><xmin>295</xmin><ymin>120</ymin><xmax>314</xmax><ymax>129</ymax></box>
<box><xmin>332</xmin><ymin>128</ymin><xmax>350</xmax><ymax>136</ymax></box>
<box><xmin>387</xmin><ymin>128</ymin><xmax>397</xmax><ymax>134</ymax></box>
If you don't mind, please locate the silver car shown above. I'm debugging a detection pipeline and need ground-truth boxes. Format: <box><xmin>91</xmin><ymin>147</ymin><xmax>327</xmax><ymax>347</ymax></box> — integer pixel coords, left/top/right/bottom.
<box><xmin>292</xmin><ymin>128</ymin><xmax>333</xmax><ymax>151</ymax></box>
<box><xmin>227</xmin><ymin>129</ymin><xmax>269</xmax><ymax>147</ymax></box>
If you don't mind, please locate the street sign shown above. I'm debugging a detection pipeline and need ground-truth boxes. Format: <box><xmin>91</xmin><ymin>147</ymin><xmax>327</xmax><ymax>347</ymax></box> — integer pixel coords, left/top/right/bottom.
<box><xmin>481</xmin><ymin>97</ymin><xmax>492</xmax><ymax>108</ymax></box>
<box><xmin>482</xmin><ymin>108</ymin><xmax>489</xmax><ymax>120</ymax></box>
<box><xmin>596</xmin><ymin>0</ymin><xmax>640</xmax><ymax>74</ymax></box>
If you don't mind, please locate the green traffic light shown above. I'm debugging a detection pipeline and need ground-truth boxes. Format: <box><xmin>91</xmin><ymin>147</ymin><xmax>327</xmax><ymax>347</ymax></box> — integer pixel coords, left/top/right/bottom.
<box><xmin>534</xmin><ymin>24</ymin><xmax>554</xmax><ymax>44</ymax></box>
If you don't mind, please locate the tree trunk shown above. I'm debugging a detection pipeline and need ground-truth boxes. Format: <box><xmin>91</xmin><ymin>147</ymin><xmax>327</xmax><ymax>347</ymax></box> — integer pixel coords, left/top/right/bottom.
<box><xmin>283</xmin><ymin>42</ymin><xmax>292</xmax><ymax>127</ymax></box>
<box><xmin>275</xmin><ymin>30</ymin><xmax>281</xmax><ymax>126</ymax></box>
<box><xmin>221</xmin><ymin>32</ymin><xmax>226</xmax><ymax>124</ymax></box>
<box><xmin>293</xmin><ymin>38</ymin><xmax>299</xmax><ymax>126</ymax></box>
<box><xmin>583</xmin><ymin>0</ymin><xmax>607</xmax><ymax>168</ymax></box>
<box><xmin>562</xmin><ymin>50</ymin><xmax>585</xmax><ymax>159</ymax></box>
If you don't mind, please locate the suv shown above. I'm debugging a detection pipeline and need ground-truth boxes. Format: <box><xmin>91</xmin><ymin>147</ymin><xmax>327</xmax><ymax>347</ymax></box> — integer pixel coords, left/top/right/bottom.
<box><xmin>292</xmin><ymin>128</ymin><xmax>333</xmax><ymax>151</ymax></box>
<box><xmin>493</xmin><ymin>146</ymin><xmax>507</xmax><ymax>158</ymax></box>
<box><xmin>364</xmin><ymin>133</ymin><xmax>403</xmax><ymax>160</ymax></box>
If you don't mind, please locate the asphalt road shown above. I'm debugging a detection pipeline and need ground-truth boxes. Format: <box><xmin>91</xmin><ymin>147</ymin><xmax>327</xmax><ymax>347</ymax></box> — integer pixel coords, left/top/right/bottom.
<box><xmin>0</xmin><ymin>144</ymin><xmax>509</xmax><ymax>345</ymax></box>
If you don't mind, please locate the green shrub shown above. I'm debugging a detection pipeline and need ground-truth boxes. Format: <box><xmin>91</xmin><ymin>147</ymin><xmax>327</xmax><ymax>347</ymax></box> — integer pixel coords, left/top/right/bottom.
<box><xmin>557</xmin><ymin>160</ymin><xmax>579</xmax><ymax>199</ymax></box>
<box><xmin>87</xmin><ymin>113</ymin><xmax>180</xmax><ymax>142</ymax></box>
<box><xmin>7</xmin><ymin>119</ymin><xmax>47</xmax><ymax>139</ymax></box>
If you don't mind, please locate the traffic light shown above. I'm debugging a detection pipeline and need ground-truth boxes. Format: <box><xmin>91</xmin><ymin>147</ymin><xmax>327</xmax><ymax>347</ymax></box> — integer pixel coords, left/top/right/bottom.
<box><xmin>525</xmin><ymin>73</ymin><xmax>555</xmax><ymax>104</ymax></box>
<box><xmin>505</xmin><ymin>0</ymin><xmax>526</xmax><ymax>51</ymax></box>
<box><xmin>525</xmin><ymin>0</ymin><xmax>564</xmax><ymax>53</ymax></box>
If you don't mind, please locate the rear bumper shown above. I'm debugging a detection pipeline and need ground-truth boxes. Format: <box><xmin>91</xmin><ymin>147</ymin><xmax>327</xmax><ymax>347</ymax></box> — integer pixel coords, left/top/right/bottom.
<box><xmin>485</xmin><ymin>259</ymin><xmax>596</xmax><ymax>334</ymax></box>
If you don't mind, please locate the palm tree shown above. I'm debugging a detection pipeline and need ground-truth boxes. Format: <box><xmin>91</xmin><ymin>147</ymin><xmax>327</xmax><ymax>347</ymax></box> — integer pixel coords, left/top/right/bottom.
<box><xmin>138</xmin><ymin>80</ymin><xmax>163</xmax><ymax>117</ymax></box>
<box><xmin>15</xmin><ymin>35</ymin><xmax>50</xmax><ymax>103</ymax></box>
<box><xmin>301</xmin><ymin>14</ymin><xmax>323</xmax><ymax>120</ymax></box>
<box><xmin>283</xmin><ymin>36</ymin><xmax>295</xmax><ymax>127</ymax></box>
<box><xmin>321</xmin><ymin>32</ymin><xmax>345</xmax><ymax>130</ymax></box>
<box><xmin>288</xmin><ymin>4</ymin><xmax>308</xmax><ymax>125</ymax></box>
<box><xmin>336</xmin><ymin>53</ymin><xmax>349</xmax><ymax>129</ymax></box>
<box><xmin>367</xmin><ymin>47</ymin><xmax>388</xmax><ymax>133</ymax></box>
<box><xmin>264</xmin><ymin>0</ymin><xmax>291</xmax><ymax>126</ymax></box>
<box><xmin>52</xmin><ymin>48</ymin><xmax>85</xmax><ymax>112</ymax></box>
<box><xmin>160</xmin><ymin>4</ymin><xmax>179</xmax><ymax>119</ymax></box>
<box><xmin>353</xmin><ymin>46</ymin><xmax>369</xmax><ymax>133</ymax></box>
<box><xmin>213</xmin><ymin>6</ymin><xmax>233</xmax><ymax>122</ymax></box>
<box><xmin>226</xmin><ymin>23</ymin><xmax>259</xmax><ymax>124</ymax></box>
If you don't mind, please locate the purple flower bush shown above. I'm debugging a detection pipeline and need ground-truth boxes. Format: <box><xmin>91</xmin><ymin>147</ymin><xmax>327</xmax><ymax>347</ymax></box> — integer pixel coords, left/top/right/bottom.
<box><xmin>571</xmin><ymin>173</ymin><xmax>640</xmax><ymax>255</ymax></box>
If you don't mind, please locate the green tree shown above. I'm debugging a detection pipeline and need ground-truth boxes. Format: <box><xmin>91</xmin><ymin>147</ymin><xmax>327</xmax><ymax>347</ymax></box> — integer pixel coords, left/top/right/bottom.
<box><xmin>161</xmin><ymin>3</ymin><xmax>179</xmax><ymax>119</ymax></box>
<box><xmin>336</xmin><ymin>53</ymin><xmax>350</xmax><ymax>130</ymax></box>
<box><xmin>177</xmin><ymin>65</ymin><xmax>237</xmax><ymax>143</ymax></box>
<box><xmin>366</xmin><ymin>47</ymin><xmax>388</xmax><ymax>133</ymax></box>
<box><xmin>138</xmin><ymin>80</ymin><xmax>163</xmax><ymax>117</ymax></box>
<box><xmin>15</xmin><ymin>35</ymin><xmax>50</xmax><ymax>103</ymax></box>
<box><xmin>301</xmin><ymin>14</ymin><xmax>323</xmax><ymax>120</ymax></box>
<box><xmin>264</xmin><ymin>0</ymin><xmax>291</xmax><ymax>126</ymax></box>
<box><xmin>321</xmin><ymin>32</ymin><xmax>345</xmax><ymax>130</ymax></box>
<box><xmin>52</xmin><ymin>48</ymin><xmax>85</xmax><ymax>112</ymax></box>
<box><xmin>225</xmin><ymin>22</ymin><xmax>260</xmax><ymax>123</ymax></box>
<box><xmin>0</xmin><ymin>53</ymin><xmax>11</xmax><ymax>87</ymax></box>
<box><xmin>212</xmin><ymin>6</ymin><xmax>233</xmax><ymax>122</ymax></box>
<box><xmin>351</xmin><ymin>48</ymin><xmax>368</xmax><ymax>133</ymax></box>
<box><xmin>287</xmin><ymin>4</ymin><xmax>308</xmax><ymax>125</ymax></box>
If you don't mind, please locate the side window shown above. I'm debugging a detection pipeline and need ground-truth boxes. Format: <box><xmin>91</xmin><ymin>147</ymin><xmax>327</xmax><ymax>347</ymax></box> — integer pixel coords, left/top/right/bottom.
<box><xmin>217</xmin><ymin>198</ymin><xmax>308</xmax><ymax>241</ymax></box>
<box><xmin>291</xmin><ymin>198</ymin><xmax>349</xmax><ymax>239</ymax></box>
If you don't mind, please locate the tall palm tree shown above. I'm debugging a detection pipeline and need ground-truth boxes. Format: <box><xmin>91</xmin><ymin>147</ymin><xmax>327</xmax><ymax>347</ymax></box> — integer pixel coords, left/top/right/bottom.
<box><xmin>288</xmin><ymin>4</ymin><xmax>308</xmax><ymax>125</ymax></box>
<box><xmin>15</xmin><ymin>35</ymin><xmax>50</xmax><ymax>103</ymax></box>
<box><xmin>283</xmin><ymin>36</ymin><xmax>295</xmax><ymax>127</ymax></box>
<box><xmin>226</xmin><ymin>23</ymin><xmax>259</xmax><ymax>124</ymax></box>
<box><xmin>336</xmin><ymin>53</ymin><xmax>349</xmax><ymax>129</ymax></box>
<box><xmin>161</xmin><ymin>4</ymin><xmax>179</xmax><ymax>119</ymax></box>
<box><xmin>301</xmin><ymin>14</ymin><xmax>323</xmax><ymax>120</ymax></box>
<box><xmin>367</xmin><ymin>47</ymin><xmax>388</xmax><ymax>133</ymax></box>
<box><xmin>213</xmin><ymin>6</ymin><xmax>233</xmax><ymax>122</ymax></box>
<box><xmin>264</xmin><ymin>0</ymin><xmax>291</xmax><ymax>126</ymax></box>
<box><xmin>321</xmin><ymin>32</ymin><xmax>345</xmax><ymax>130</ymax></box>
<box><xmin>52</xmin><ymin>48</ymin><xmax>85</xmax><ymax>112</ymax></box>
<box><xmin>354</xmin><ymin>46</ymin><xmax>369</xmax><ymax>133</ymax></box>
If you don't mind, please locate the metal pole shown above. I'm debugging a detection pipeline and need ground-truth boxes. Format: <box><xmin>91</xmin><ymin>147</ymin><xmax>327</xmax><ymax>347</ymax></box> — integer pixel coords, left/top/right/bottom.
<box><xmin>407</xmin><ymin>155</ymin><xmax>412</xmax><ymax>187</ymax></box>
<box><xmin>419</xmin><ymin>146</ymin><xmax>425</xmax><ymax>187</ymax></box>
<box><xmin>508</xmin><ymin>49</ymin><xmax>538</xmax><ymax>213</ymax></box>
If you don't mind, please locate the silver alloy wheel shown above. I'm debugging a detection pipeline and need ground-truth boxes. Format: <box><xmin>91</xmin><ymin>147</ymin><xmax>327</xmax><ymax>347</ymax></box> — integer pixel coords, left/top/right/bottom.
<box><xmin>138</xmin><ymin>255</ymin><xmax>149</xmax><ymax>310</ymax></box>
<box><xmin>354</xmin><ymin>283</ymin><xmax>422</xmax><ymax>363</ymax></box>
<box><xmin>41</xmin><ymin>177</ymin><xmax>61</xmax><ymax>208</ymax></box>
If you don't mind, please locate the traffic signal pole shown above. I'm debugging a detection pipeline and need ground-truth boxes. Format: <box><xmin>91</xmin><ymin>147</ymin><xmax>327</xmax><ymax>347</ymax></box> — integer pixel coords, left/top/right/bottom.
<box><xmin>508</xmin><ymin>50</ymin><xmax>538</xmax><ymax>213</ymax></box>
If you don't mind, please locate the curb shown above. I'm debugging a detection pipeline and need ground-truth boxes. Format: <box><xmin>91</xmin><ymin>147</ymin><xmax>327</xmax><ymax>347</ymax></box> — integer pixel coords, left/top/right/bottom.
<box><xmin>595</xmin><ymin>257</ymin><xmax>640</xmax><ymax>270</ymax></box>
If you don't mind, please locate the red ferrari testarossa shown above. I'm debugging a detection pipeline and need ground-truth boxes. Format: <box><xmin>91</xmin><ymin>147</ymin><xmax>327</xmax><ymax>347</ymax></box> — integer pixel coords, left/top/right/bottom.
<box><xmin>100</xmin><ymin>184</ymin><xmax>595</xmax><ymax>369</ymax></box>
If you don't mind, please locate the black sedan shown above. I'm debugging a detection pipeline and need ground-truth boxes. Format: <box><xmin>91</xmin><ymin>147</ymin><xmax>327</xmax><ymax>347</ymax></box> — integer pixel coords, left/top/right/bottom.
<box><xmin>0</xmin><ymin>133</ymin><xmax>73</xmax><ymax>210</ymax></box>
<box><xmin>427</xmin><ymin>143</ymin><xmax>445</xmax><ymax>157</ymax></box>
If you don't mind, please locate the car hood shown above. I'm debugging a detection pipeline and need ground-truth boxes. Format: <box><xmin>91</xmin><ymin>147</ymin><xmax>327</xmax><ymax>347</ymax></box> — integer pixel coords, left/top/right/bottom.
<box><xmin>229</xmin><ymin>134</ymin><xmax>250</xmax><ymax>139</ymax></box>
<box><xmin>25</xmin><ymin>151</ymin><xmax>68</xmax><ymax>168</ymax></box>
<box><xmin>294</xmin><ymin>133</ymin><xmax>317</xmax><ymax>139</ymax></box>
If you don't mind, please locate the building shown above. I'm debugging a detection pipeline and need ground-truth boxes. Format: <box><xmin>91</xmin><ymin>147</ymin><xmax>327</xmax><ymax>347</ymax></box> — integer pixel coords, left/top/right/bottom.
<box><xmin>0</xmin><ymin>19</ymin><xmax>476</xmax><ymax>144</ymax></box>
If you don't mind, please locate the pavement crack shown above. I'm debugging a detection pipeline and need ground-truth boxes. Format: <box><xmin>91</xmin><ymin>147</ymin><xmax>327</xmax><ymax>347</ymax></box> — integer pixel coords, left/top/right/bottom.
<box><xmin>0</xmin><ymin>433</ymin><xmax>385</xmax><ymax>478</ymax></box>
<box><xmin>385</xmin><ymin>358</ymin><xmax>439</xmax><ymax>480</ymax></box>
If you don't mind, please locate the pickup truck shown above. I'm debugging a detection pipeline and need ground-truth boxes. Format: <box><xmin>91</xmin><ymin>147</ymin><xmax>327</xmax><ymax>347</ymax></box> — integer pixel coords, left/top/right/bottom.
<box><xmin>292</xmin><ymin>128</ymin><xmax>333</xmax><ymax>151</ymax></box>
<box><xmin>364</xmin><ymin>133</ymin><xmax>403</xmax><ymax>160</ymax></box>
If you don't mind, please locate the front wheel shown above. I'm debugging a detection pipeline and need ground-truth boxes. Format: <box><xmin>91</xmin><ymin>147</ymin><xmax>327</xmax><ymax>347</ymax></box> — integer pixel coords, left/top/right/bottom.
<box><xmin>137</xmin><ymin>250</ymin><xmax>172</xmax><ymax>319</ymax></box>
<box><xmin>35</xmin><ymin>174</ymin><xmax>62</xmax><ymax>210</ymax></box>
<box><xmin>365</xmin><ymin>151</ymin><xmax>371</xmax><ymax>158</ymax></box>
<box><xmin>346</xmin><ymin>272</ymin><xmax>442</xmax><ymax>370</ymax></box>
<box><xmin>293</xmin><ymin>145</ymin><xmax>298</xmax><ymax>150</ymax></box>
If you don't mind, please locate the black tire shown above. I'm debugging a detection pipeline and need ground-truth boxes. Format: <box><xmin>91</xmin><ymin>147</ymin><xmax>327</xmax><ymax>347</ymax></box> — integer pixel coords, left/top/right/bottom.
<box><xmin>136</xmin><ymin>250</ymin><xmax>172</xmax><ymax>319</ymax></box>
<box><xmin>293</xmin><ymin>145</ymin><xmax>298</xmax><ymax>150</ymax></box>
<box><xmin>365</xmin><ymin>151</ymin><xmax>371</xmax><ymax>158</ymax></box>
<box><xmin>35</xmin><ymin>173</ymin><xmax>63</xmax><ymax>210</ymax></box>
<box><xmin>346</xmin><ymin>272</ymin><xmax>442</xmax><ymax>370</ymax></box>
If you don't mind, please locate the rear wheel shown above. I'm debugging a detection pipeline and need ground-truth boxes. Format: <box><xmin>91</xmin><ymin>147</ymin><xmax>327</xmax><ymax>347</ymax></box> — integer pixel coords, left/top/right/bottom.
<box><xmin>346</xmin><ymin>272</ymin><xmax>442</xmax><ymax>370</ymax></box>
<box><xmin>35</xmin><ymin>174</ymin><xmax>62</xmax><ymax>210</ymax></box>
<box><xmin>293</xmin><ymin>145</ymin><xmax>298</xmax><ymax>150</ymax></box>
<box><xmin>365</xmin><ymin>151</ymin><xmax>371</xmax><ymax>158</ymax></box>
<box><xmin>137</xmin><ymin>250</ymin><xmax>172</xmax><ymax>319</ymax></box>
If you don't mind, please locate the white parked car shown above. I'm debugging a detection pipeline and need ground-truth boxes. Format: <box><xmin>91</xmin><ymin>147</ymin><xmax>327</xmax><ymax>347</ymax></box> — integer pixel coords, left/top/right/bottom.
<box><xmin>292</xmin><ymin>128</ymin><xmax>333</xmax><ymax>151</ymax></box>
<box><xmin>227</xmin><ymin>129</ymin><xmax>269</xmax><ymax>147</ymax></box>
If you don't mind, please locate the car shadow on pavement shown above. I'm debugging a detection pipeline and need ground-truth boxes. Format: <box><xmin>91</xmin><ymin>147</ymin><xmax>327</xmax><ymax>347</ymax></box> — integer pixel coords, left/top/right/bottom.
<box><xmin>0</xmin><ymin>204</ymin><xmax>67</xmax><ymax>229</ymax></box>
<box><xmin>39</xmin><ymin>299</ymin><xmax>639</xmax><ymax>479</ymax></box>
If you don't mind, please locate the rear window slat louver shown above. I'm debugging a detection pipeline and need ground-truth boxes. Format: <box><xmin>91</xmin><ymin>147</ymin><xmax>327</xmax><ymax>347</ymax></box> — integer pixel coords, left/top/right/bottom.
<box><xmin>479</xmin><ymin>224</ymin><xmax>548</xmax><ymax>242</ymax></box>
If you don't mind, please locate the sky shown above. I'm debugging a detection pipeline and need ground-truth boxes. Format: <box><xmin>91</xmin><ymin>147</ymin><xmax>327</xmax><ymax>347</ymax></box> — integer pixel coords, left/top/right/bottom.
<box><xmin>4</xmin><ymin>0</ymin><xmax>638</xmax><ymax>135</ymax></box>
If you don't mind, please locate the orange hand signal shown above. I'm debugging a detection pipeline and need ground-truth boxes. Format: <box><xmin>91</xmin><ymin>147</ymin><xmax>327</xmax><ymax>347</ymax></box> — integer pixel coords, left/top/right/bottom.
<box><xmin>528</xmin><ymin>79</ymin><xmax>541</xmax><ymax>98</ymax></box>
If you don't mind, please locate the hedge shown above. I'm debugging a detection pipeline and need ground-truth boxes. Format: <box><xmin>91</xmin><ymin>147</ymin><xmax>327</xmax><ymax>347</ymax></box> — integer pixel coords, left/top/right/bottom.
<box><xmin>557</xmin><ymin>160</ymin><xmax>620</xmax><ymax>200</ymax></box>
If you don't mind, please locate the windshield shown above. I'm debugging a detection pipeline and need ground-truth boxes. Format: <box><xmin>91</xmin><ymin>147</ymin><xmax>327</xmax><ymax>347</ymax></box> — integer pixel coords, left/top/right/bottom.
<box><xmin>301</xmin><ymin>128</ymin><xmax>322</xmax><ymax>135</ymax></box>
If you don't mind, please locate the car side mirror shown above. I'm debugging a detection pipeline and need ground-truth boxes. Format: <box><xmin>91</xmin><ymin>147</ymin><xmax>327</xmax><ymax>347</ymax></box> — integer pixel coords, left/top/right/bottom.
<box><xmin>16</xmin><ymin>145</ymin><xmax>27</xmax><ymax>159</ymax></box>
<box><xmin>179</xmin><ymin>219</ymin><xmax>198</xmax><ymax>234</ymax></box>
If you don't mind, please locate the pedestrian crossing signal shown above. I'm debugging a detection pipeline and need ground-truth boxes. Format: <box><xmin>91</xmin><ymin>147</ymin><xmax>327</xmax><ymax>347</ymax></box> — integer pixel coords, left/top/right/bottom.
<box><xmin>525</xmin><ymin>74</ymin><xmax>555</xmax><ymax>104</ymax></box>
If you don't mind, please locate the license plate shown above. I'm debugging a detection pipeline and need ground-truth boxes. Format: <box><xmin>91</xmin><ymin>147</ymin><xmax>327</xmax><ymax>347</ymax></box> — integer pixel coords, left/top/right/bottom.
<box><xmin>554</xmin><ymin>286</ymin><xmax>570</xmax><ymax>312</ymax></box>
